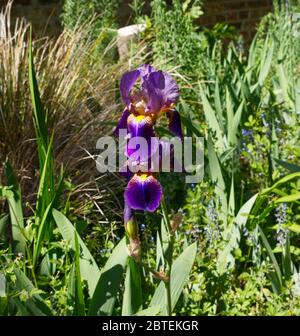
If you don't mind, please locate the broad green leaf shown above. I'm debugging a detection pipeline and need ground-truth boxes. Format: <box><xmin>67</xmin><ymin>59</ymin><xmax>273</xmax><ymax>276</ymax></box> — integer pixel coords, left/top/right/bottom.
<box><xmin>33</xmin><ymin>200</ymin><xmax>53</xmax><ymax>267</ymax></box>
<box><xmin>214</xmin><ymin>79</ymin><xmax>224</xmax><ymax>132</ymax></box>
<box><xmin>4</xmin><ymin>161</ymin><xmax>26</xmax><ymax>254</ymax></box>
<box><xmin>199</xmin><ymin>84</ymin><xmax>225</xmax><ymax>153</ymax></box>
<box><xmin>207</xmin><ymin>135</ymin><xmax>227</xmax><ymax>223</ymax></box>
<box><xmin>217</xmin><ymin>193</ymin><xmax>258</xmax><ymax>275</ymax></box>
<box><xmin>217</xmin><ymin>225</ymin><xmax>239</xmax><ymax>275</ymax></box>
<box><xmin>261</xmin><ymin>172</ymin><xmax>300</xmax><ymax>195</ymax></box>
<box><xmin>275</xmin><ymin>192</ymin><xmax>300</xmax><ymax>203</ymax></box>
<box><xmin>156</xmin><ymin>229</ymin><xmax>165</xmax><ymax>270</ymax></box>
<box><xmin>232</xmin><ymin>101</ymin><xmax>244</xmax><ymax>141</ymax></box>
<box><xmin>160</xmin><ymin>217</ymin><xmax>169</xmax><ymax>257</ymax></box>
<box><xmin>52</xmin><ymin>209</ymin><xmax>100</xmax><ymax>297</ymax></box>
<box><xmin>29</xmin><ymin>27</ymin><xmax>55</xmax><ymax>227</ymax></box>
<box><xmin>258</xmin><ymin>34</ymin><xmax>274</xmax><ymax>85</ymax></box>
<box><xmin>66</xmin><ymin>264</ymin><xmax>77</xmax><ymax>316</ymax></box>
<box><xmin>226</xmin><ymin>87</ymin><xmax>235</xmax><ymax>145</ymax></box>
<box><xmin>28</xmin><ymin>26</ymin><xmax>48</xmax><ymax>156</ymax></box>
<box><xmin>258</xmin><ymin>226</ymin><xmax>282</xmax><ymax>294</ymax></box>
<box><xmin>88</xmin><ymin>237</ymin><xmax>128</xmax><ymax>316</ymax></box>
<box><xmin>275</xmin><ymin>159</ymin><xmax>300</xmax><ymax>173</ymax></box>
<box><xmin>283</xmin><ymin>232</ymin><xmax>292</xmax><ymax>281</ymax></box>
<box><xmin>73</xmin><ymin>229</ymin><xmax>85</xmax><ymax>315</ymax></box>
<box><xmin>235</xmin><ymin>193</ymin><xmax>258</xmax><ymax>227</ymax></box>
<box><xmin>276</xmin><ymin>62</ymin><xmax>294</xmax><ymax>109</ymax></box>
<box><xmin>228</xmin><ymin>174</ymin><xmax>235</xmax><ymax>217</ymax></box>
<box><xmin>150</xmin><ymin>242</ymin><xmax>197</xmax><ymax>314</ymax></box>
<box><xmin>35</xmin><ymin>135</ymin><xmax>54</xmax><ymax>215</ymax></box>
<box><xmin>285</xmin><ymin>223</ymin><xmax>300</xmax><ymax>234</ymax></box>
<box><xmin>0</xmin><ymin>214</ymin><xmax>8</xmax><ymax>239</ymax></box>
<box><xmin>274</xmin><ymin>245</ymin><xmax>300</xmax><ymax>256</ymax></box>
<box><xmin>39</xmin><ymin>250</ymin><xmax>56</xmax><ymax>277</ymax></box>
<box><xmin>122</xmin><ymin>258</ymin><xmax>143</xmax><ymax>316</ymax></box>
<box><xmin>134</xmin><ymin>306</ymin><xmax>161</xmax><ymax>316</ymax></box>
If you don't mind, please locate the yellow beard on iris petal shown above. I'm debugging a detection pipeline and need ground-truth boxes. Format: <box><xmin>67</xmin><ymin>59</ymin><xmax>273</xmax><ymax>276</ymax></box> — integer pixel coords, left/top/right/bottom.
<box><xmin>127</xmin><ymin>113</ymin><xmax>153</xmax><ymax>127</ymax></box>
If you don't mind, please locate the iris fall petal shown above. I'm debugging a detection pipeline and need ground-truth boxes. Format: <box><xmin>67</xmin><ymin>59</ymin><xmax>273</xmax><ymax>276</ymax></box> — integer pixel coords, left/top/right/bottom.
<box><xmin>124</xmin><ymin>173</ymin><xmax>163</xmax><ymax>212</ymax></box>
<box><xmin>114</xmin><ymin>108</ymin><xmax>130</xmax><ymax>137</ymax></box>
<box><xmin>167</xmin><ymin>109</ymin><xmax>183</xmax><ymax>139</ymax></box>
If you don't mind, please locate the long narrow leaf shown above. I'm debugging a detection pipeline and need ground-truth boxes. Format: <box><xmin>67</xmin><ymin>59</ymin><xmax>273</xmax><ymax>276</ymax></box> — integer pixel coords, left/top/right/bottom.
<box><xmin>122</xmin><ymin>258</ymin><xmax>143</xmax><ymax>316</ymax></box>
<box><xmin>52</xmin><ymin>209</ymin><xmax>100</xmax><ymax>297</ymax></box>
<box><xmin>88</xmin><ymin>237</ymin><xmax>128</xmax><ymax>316</ymax></box>
<box><xmin>258</xmin><ymin>225</ymin><xmax>282</xmax><ymax>294</ymax></box>
<box><xmin>150</xmin><ymin>242</ymin><xmax>197</xmax><ymax>314</ymax></box>
<box><xmin>199</xmin><ymin>84</ymin><xmax>225</xmax><ymax>153</ymax></box>
<box><xmin>4</xmin><ymin>161</ymin><xmax>26</xmax><ymax>254</ymax></box>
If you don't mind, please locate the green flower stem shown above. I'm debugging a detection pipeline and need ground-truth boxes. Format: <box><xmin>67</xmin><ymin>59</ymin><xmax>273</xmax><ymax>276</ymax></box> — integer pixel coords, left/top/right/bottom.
<box><xmin>161</xmin><ymin>197</ymin><xmax>174</xmax><ymax>316</ymax></box>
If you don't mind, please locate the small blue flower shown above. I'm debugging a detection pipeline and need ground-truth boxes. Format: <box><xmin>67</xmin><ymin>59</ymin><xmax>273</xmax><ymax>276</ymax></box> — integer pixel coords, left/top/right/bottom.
<box><xmin>242</xmin><ymin>129</ymin><xmax>252</xmax><ymax>137</ymax></box>
<box><xmin>275</xmin><ymin>203</ymin><xmax>288</xmax><ymax>248</ymax></box>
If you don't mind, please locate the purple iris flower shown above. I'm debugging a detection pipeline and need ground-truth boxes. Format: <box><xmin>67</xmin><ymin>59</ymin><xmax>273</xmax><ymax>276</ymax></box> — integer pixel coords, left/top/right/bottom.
<box><xmin>116</xmin><ymin>64</ymin><xmax>182</xmax><ymax>138</ymax></box>
<box><xmin>115</xmin><ymin>65</ymin><xmax>182</xmax><ymax>217</ymax></box>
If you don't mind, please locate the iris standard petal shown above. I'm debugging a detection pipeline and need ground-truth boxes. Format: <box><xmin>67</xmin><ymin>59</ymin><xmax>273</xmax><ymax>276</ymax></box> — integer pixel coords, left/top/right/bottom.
<box><xmin>162</xmin><ymin>72</ymin><xmax>179</xmax><ymax>106</ymax></box>
<box><xmin>142</xmin><ymin>71</ymin><xmax>165</xmax><ymax>114</ymax></box>
<box><xmin>142</xmin><ymin>71</ymin><xmax>179</xmax><ymax>114</ymax></box>
<box><xmin>114</xmin><ymin>108</ymin><xmax>130</xmax><ymax>136</ymax></box>
<box><xmin>124</xmin><ymin>173</ymin><xmax>163</xmax><ymax>212</ymax></box>
<box><xmin>138</xmin><ymin>64</ymin><xmax>156</xmax><ymax>77</ymax></box>
<box><xmin>167</xmin><ymin>109</ymin><xmax>183</xmax><ymax>139</ymax></box>
<box><xmin>120</xmin><ymin>69</ymin><xmax>141</xmax><ymax>105</ymax></box>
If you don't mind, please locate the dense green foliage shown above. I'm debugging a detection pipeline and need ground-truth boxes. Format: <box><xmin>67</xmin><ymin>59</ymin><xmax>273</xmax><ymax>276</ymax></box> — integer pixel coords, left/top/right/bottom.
<box><xmin>0</xmin><ymin>0</ymin><xmax>300</xmax><ymax>316</ymax></box>
<box><xmin>61</xmin><ymin>0</ymin><xmax>121</xmax><ymax>31</ymax></box>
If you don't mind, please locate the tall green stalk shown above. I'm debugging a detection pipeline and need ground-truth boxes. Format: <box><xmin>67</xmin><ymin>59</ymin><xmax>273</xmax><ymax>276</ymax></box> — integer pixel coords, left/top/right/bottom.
<box><xmin>161</xmin><ymin>197</ymin><xmax>174</xmax><ymax>316</ymax></box>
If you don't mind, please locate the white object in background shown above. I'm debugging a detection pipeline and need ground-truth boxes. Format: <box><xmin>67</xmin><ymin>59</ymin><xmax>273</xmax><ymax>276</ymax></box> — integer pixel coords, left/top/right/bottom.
<box><xmin>117</xmin><ymin>24</ymin><xmax>146</xmax><ymax>60</ymax></box>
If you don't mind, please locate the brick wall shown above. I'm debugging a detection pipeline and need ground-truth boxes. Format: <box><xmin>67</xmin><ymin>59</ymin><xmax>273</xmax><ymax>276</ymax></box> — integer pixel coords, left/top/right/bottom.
<box><xmin>0</xmin><ymin>0</ymin><xmax>61</xmax><ymax>36</ymax></box>
<box><xmin>0</xmin><ymin>0</ymin><xmax>273</xmax><ymax>41</ymax></box>
<box><xmin>197</xmin><ymin>0</ymin><xmax>273</xmax><ymax>41</ymax></box>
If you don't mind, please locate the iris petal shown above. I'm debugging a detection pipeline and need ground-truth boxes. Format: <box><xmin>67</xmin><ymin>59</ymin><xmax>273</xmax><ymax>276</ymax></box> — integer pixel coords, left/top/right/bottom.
<box><xmin>142</xmin><ymin>71</ymin><xmax>164</xmax><ymax>114</ymax></box>
<box><xmin>142</xmin><ymin>71</ymin><xmax>179</xmax><ymax>114</ymax></box>
<box><xmin>127</xmin><ymin>114</ymin><xmax>154</xmax><ymax>138</ymax></box>
<box><xmin>138</xmin><ymin>64</ymin><xmax>156</xmax><ymax>77</ymax></box>
<box><xmin>126</xmin><ymin>114</ymin><xmax>158</xmax><ymax>163</ymax></box>
<box><xmin>114</xmin><ymin>108</ymin><xmax>130</xmax><ymax>137</ymax></box>
<box><xmin>124</xmin><ymin>174</ymin><xmax>163</xmax><ymax>212</ymax></box>
<box><xmin>120</xmin><ymin>65</ymin><xmax>157</xmax><ymax>106</ymax></box>
<box><xmin>167</xmin><ymin>109</ymin><xmax>183</xmax><ymax>139</ymax></box>
<box><xmin>162</xmin><ymin>72</ymin><xmax>179</xmax><ymax>106</ymax></box>
<box><xmin>120</xmin><ymin>69</ymin><xmax>141</xmax><ymax>105</ymax></box>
